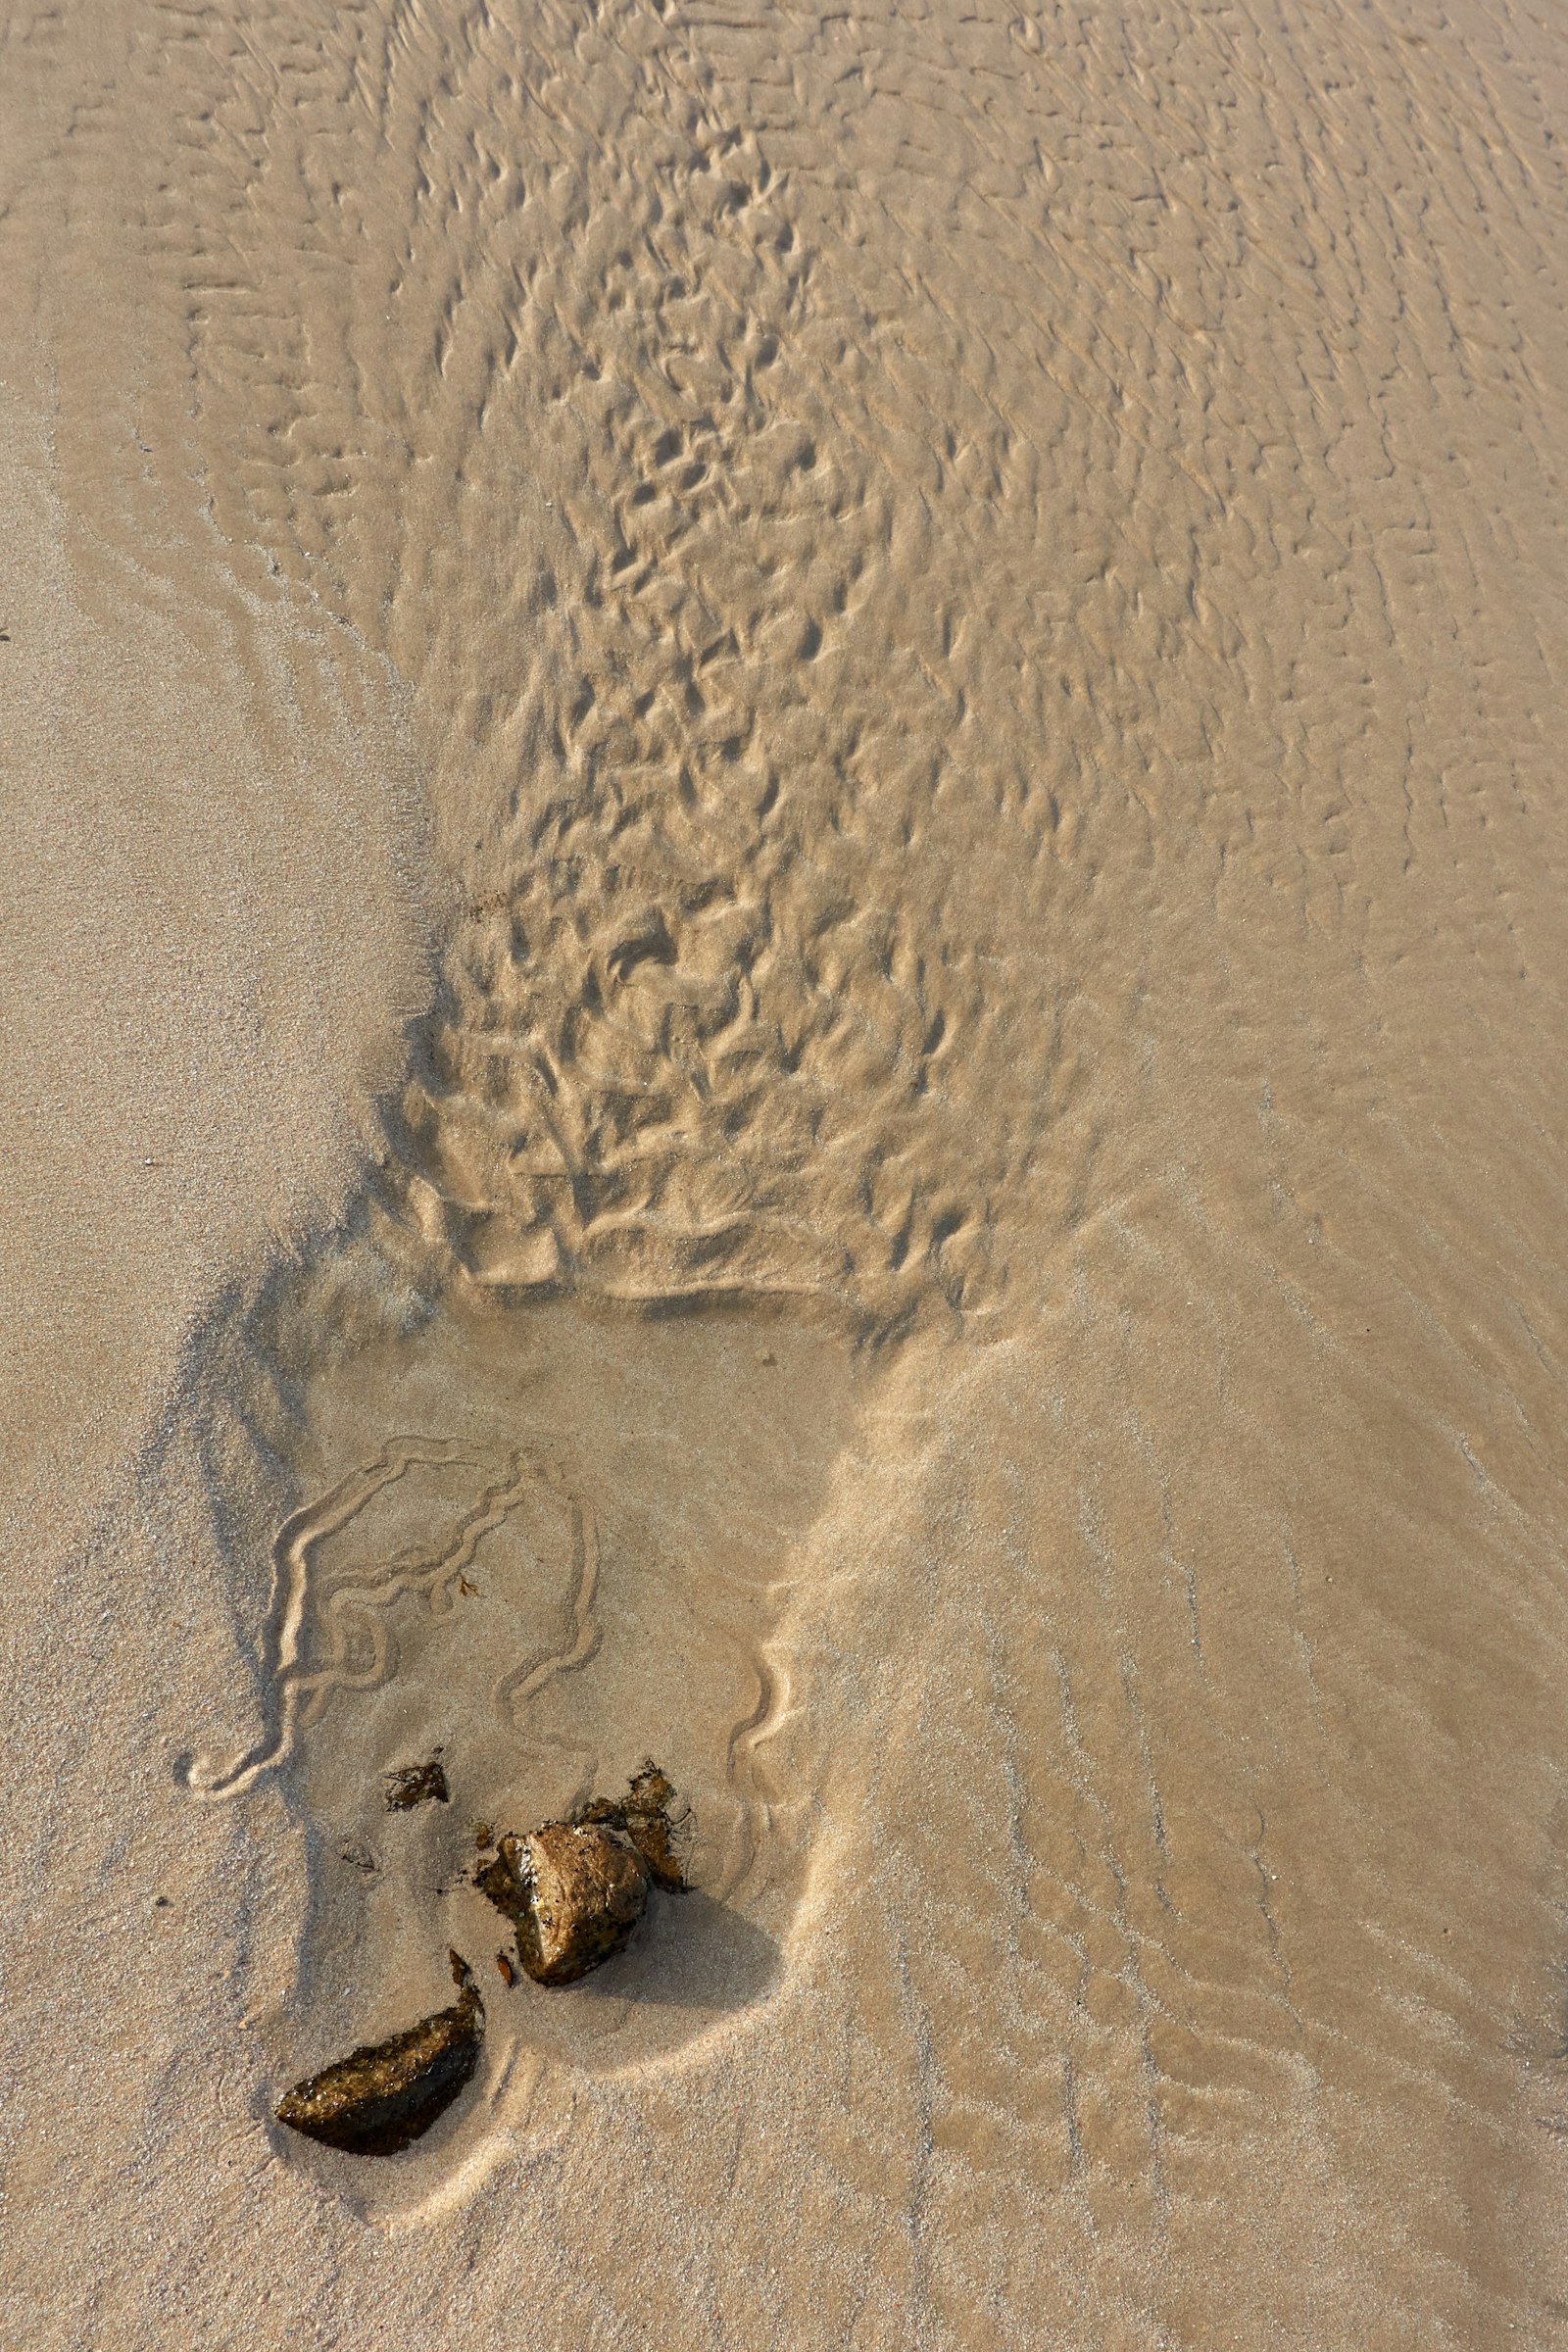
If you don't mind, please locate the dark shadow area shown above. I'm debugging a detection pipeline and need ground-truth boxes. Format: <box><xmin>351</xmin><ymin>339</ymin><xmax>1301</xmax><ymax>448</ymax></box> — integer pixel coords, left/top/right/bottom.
<box><xmin>573</xmin><ymin>1887</ymin><xmax>784</xmax><ymax>2015</ymax></box>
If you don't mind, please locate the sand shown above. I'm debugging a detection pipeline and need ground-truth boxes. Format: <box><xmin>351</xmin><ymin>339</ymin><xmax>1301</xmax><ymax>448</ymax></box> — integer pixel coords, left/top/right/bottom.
<box><xmin>3</xmin><ymin>0</ymin><xmax>1568</xmax><ymax>2343</ymax></box>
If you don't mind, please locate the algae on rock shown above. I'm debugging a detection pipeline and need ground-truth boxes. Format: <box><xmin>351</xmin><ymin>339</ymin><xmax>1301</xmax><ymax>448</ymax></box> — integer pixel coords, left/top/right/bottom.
<box><xmin>275</xmin><ymin>1951</ymin><xmax>483</xmax><ymax>2155</ymax></box>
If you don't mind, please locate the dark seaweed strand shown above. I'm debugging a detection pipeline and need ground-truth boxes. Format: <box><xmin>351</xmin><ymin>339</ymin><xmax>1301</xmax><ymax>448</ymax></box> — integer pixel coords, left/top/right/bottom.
<box><xmin>384</xmin><ymin>1756</ymin><xmax>450</xmax><ymax>1811</ymax></box>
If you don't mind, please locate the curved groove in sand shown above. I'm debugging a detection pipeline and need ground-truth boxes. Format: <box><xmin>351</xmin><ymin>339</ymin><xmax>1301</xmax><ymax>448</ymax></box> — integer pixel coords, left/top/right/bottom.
<box><xmin>494</xmin><ymin>1496</ymin><xmax>601</xmax><ymax>1723</ymax></box>
<box><xmin>186</xmin><ymin>1436</ymin><xmax>477</xmax><ymax>1799</ymax></box>
<box><xmin>186</xmin><ymin>1436</ymin><xmax>584</xmax><ymax>1799</ymax></box>
<box><xmin>716</xmin><ymin>1655</ymin><xmax>795</xmax><ymax>1901</ymax></box>
<box><xmin>290</xmin><ymin>1455</ymin><xmax>540</xmax><ymax>1732</ymax></box>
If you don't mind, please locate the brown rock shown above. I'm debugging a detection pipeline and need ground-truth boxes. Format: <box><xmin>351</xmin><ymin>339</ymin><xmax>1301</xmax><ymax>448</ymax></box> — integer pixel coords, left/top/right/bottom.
<box><xmin>477</xmin><ymin>1821</ymin><xmax>649</xmax><ymax>1984</ymax></box>
<box><xmin>621</xmin><ymin>1759</ymin><xmax>692</xmax><ymax>1893</ymax></box>
<box><xmin>475</xmin><ymin>1763</ymin><xmax>693</xmax><ymax>1985</ymax></box>
<box><xmin>274</xmin><ymin>1951</ymin><xmax>483</xmax><ymax>2156</ymax></box>
<box><xmin>572</xmin><ymin>1759</ymin><xmax>692</xmax><ymax>1893</ymax></box>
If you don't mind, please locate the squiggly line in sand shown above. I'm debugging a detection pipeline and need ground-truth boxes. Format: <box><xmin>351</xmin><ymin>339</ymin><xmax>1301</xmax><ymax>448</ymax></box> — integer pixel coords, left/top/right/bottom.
<box><xmin>186</xmin><ymin>1436</ymin><xmax>594</xmax><ymax>1799</ymax></box>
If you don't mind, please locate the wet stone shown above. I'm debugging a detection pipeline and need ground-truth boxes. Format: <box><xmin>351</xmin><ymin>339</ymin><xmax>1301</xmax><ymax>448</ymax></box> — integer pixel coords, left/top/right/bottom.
<box><xmin>477</xmin><ymin>1822</ymin><xmax>647</xmax><ymax>1984</ymax></box>
<box><xmin>274</xmin><ymin>1951</ymin><xmax>483</xmax><ymax>2156</ymax></box>
<box><xmin>574</xmin><ymin>1762</ymin><xmax>691</xmax><ymax>1893</ymax></box>
<box><xmin>475</xmin><ymin>1761</ymin><xmax>692</xmax><ymax>1986</ymax></box>
<box><xmin>619</xmin><ymin>1760</ymin><xmax>692</xmax><ymax>1893</ymax></box>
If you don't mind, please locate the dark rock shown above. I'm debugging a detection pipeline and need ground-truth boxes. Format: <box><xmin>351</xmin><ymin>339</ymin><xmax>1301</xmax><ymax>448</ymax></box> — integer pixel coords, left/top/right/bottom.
<box><xmin>621</xmin><ymin>1759</ymin><xmax>693</xmax><ymax>1893</ymax></box>
<box><xmin>274</xmin><ymin>1951</ymin><xmax>482</xmax><ymax>2156</ymax></box>
<box><xmin>573</xmin><ymin>1758</ymin><xmax>692</xmax><ymax>1893</ymax></box>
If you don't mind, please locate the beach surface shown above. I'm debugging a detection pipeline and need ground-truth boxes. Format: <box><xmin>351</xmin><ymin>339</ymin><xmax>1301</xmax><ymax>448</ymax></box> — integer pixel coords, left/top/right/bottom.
<box><xmin>3</xmin><ymin>0</ymin><xmax>1568</xmax><ymax>2343</ymax></box>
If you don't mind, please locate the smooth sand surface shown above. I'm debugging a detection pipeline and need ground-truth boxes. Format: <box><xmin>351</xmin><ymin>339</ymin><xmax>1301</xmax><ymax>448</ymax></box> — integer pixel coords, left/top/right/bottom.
<box><xmin>4</xmin><ymin>1</ymin><xmax>1568</xmax><ymax>2344</ymax></box>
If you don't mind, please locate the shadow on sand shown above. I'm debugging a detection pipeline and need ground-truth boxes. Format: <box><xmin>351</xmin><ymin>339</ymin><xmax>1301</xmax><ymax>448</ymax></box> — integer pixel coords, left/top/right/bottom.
<box><xmin>571</xmin><ymin>1887</ymin><xmax>785</xmax><ymax>2016</ymax></box>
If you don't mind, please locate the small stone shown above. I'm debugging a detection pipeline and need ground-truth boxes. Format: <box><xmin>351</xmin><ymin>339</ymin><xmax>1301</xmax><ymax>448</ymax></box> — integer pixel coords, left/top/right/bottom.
<box><xmin>621</xmin><ymin>1760</ymin><xmax>692</xmax><ymax>1893</ymax></box>
<box><xmin>384</xmin><ymin>1755</ymin><xmax>449</xmax><ymax>1811</ymax></box>
<box><xmin>477</xmin><ymin>1821</ymin><xmax>649</xmax><ymax>1985</ymax></box>
<box><xmin>274</xmin><ymin>1951</ymin><xmax>483</xmax><ymax>2156</ymax></box>
<box><xmin>475</xmin><ymin>1762</ymin><xmax>693</xmax><ymax>1984</ymax></box>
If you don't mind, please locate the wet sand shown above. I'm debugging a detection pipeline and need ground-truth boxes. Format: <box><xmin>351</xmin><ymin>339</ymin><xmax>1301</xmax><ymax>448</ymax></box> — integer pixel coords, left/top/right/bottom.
<box><xmin>4</xmin><ymin>0</ymin><xmax>1568</xmax><ymax>2343</ymax></box>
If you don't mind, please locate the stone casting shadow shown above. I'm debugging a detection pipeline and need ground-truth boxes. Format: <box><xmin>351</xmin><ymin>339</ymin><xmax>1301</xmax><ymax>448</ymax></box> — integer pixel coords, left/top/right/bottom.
<box><xmin>574</xmin><ymin>1888</ymin><xmax>784</xmax><ymax>2016</ymax></box>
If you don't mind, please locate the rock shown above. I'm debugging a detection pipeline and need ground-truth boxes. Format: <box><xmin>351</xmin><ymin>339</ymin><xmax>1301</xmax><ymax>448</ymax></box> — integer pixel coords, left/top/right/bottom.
<box><xmin>573</xmin><ymin>1758</ymin><xmax>692</xmax><ymax>1893</ymax></box>
<box><xmin>476</xmin><ymin>1821</ymin><xmax>649</xmax><ymax>1984</ymax></box>
<box><xmin>620</xmin><ymin>1759</ymin><xmax>692</xmax><ymax>1893</ymax></box>
<box><xmin>383</xmin><ymin>1755</ymin><xmax>449</xmax><ymax>1810</ymax></box>
<box><xmin>474</xmin><ymin>1761</ymin><xmax>693</xmax><ymax>1985</ymax></box>
<box><xmin>274</xmin><ymin>1951</ymin><xmax>482</xmax><ymax>2156</ymax></box>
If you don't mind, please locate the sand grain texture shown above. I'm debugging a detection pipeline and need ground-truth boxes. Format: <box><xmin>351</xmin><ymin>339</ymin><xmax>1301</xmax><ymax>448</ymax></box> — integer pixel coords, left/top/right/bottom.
<box><xmin>3</xmin><ymin>0</ymin><xmax>1568</xmax><ymax>2344</ymax></box>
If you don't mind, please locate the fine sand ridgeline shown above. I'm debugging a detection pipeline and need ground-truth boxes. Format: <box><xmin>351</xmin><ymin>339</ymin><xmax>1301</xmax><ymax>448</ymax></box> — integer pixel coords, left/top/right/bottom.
<box><xmin>4</xmin><ymin>1</ymin><xmax>1568</xmax><ymax>2346</ymax></box>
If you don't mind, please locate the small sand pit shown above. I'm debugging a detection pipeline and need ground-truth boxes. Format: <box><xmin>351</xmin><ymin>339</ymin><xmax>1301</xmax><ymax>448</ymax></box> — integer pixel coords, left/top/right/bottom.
<box><xmin>275</xmin><ymin>1951</ymin><xmax>483</xmax><ymax>2156</ymax></box>
<box><xmin>477</xmin><ymin>1762</ymin><xmax>691</xmax><ymax>1985</ymax></box>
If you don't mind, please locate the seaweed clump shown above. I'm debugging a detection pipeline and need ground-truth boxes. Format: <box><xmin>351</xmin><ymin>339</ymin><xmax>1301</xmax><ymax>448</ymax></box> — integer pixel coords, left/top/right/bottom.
<box><xmin>476</xmin><ymin>1761</ymin><xmax>691</xmax><ymax>1986</ymax></box>
<box><xmin>274</xmin><ymin>1950</ymin><xmax>483</xmax><ymax>2155</ymax></box>
<box><xmin>384</xmin><ymin>1755</ymin><xmax>450</xmax><ymax>1811</ymax></box>
<box><xmin>577</xmin><ymin>1760</ymin><xmax>691</xmax><ymax>1893</ymax></box>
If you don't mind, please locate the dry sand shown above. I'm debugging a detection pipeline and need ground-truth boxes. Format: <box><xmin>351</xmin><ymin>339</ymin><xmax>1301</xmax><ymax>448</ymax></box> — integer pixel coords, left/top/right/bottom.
<box><xmin>3</xmin><ymin>0</ymin><xmax>1568</xmax><ymax>2343</ymax></box>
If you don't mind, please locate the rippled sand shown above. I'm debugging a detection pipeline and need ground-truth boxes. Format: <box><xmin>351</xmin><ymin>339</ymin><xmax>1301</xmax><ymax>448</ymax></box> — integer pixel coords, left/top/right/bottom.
<box><xmin>4</xmin><ymin>0</ymin><xmax>1568</xmax><ymax>2343</ymax></box>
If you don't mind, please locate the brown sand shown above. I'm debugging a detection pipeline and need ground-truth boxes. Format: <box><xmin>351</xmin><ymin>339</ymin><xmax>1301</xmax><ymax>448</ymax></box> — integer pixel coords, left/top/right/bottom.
<box><xmin>4</xmin><ymin>0</ymin><xmax>1568</xmax><ymax>2344</ymax></box>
